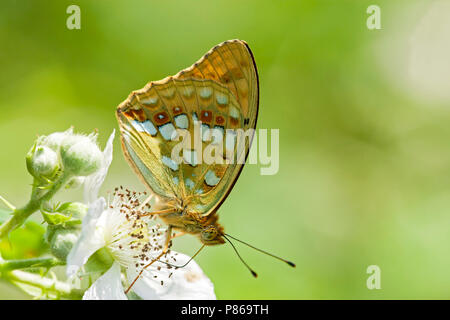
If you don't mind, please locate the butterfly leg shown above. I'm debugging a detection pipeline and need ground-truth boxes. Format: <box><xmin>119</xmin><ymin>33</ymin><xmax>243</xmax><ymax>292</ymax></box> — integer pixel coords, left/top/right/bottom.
<box><xmin>125</xmin><ymin>226</ymin><xmax>173</xmax><ymax>294</ymax></box>
<box><xmin>171</xmin><ymin>231</ymin><xmax>187</xmax><ymax>239</ymax></box>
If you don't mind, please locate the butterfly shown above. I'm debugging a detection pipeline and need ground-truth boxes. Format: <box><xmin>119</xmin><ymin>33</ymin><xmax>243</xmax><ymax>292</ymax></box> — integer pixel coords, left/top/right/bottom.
<box><xmin>117</xmin><ymin>40</ymin><xmax>294</xmax><ymax>291</ymax></box>
<box><xmin>116</xmin><ymin>39</ymin><xmax>258</xmax><ymax>246</ymax></box>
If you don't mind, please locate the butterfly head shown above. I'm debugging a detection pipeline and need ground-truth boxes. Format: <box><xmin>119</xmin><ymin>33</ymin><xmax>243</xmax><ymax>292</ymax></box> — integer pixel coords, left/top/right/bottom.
<box><xmin>201</xmin><ymin>224</ymin><xmax>225</xmax><ymax>245</ymax></box>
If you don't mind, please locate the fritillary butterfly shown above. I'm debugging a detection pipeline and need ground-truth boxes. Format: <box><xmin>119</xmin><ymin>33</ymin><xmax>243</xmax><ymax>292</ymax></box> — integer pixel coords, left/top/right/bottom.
<box><xmin>116</xmin><ymin>40</ymin><xmax>292</xmax><ymax>290</ymax></box>
<box><xmin>116</xmin><ymin>39</ymin><xmax>258</xmax><ymax>244</ymax></box>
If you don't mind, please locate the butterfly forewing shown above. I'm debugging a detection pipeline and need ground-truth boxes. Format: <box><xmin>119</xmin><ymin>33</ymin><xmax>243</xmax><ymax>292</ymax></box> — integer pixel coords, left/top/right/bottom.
<box><xmin>174</xmin><ymin>40</ymin><xmax>258</xmax><ymax>131</ymax></box>
<box><xmin>116</xmin><ymin>39</ymin><xmax>259</xmax><ymax>216</ymax></box>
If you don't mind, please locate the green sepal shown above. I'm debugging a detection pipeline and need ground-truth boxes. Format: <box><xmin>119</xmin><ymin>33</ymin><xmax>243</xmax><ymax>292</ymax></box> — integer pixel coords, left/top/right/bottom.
<box><xmin>40</xmin><ymin>202</ymin><xmax>86</xmax><ymax>227</ymax></box>
<box><xmin>82</xmin><ymin>247</ymin><xmax>114</xmax><ymax>277</ymax></box>
<box><xmin>41</xmin><ymin>210</ymin><xmax>81</xmax><ymax>228</ymax></box>
<box><xmin>25</xmin><ymin>142</ymin><xmax>37</xmax><ymax>177</ymax></box>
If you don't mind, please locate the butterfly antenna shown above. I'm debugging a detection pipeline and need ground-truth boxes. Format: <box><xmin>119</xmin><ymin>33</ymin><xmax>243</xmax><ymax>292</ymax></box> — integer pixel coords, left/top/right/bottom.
<box><xmin>225</xmin><ymin>233</ymin><xmax>296</xmax><ymax>268</ymax></box>
<box><xmin>223</xmin><ymin>234</ymin><xmax>258</xmax><ymax>278</ymax></box>
<box><xmin>171</xmin><ymin>244</ymin><xmax>206</xmax><ymax>268</ymax></box>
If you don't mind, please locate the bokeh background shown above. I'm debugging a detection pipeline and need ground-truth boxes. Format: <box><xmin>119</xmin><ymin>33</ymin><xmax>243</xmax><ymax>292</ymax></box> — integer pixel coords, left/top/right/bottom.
<box><xmin>1</xmin><ymin>0</ymin><xmax>450</xmax><ymax>299</ymax></box>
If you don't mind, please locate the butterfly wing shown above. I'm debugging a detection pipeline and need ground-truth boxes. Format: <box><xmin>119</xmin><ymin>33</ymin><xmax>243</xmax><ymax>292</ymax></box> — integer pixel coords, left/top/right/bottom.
<box><xmin>116</xmin><ymin>40</ymin><xmax>259</xmax><ymax>214</ymax></box>
<box><xmin>174</xmin><ymin>40</ymin><xmax>259</xmax><ymax>132</ymax></box>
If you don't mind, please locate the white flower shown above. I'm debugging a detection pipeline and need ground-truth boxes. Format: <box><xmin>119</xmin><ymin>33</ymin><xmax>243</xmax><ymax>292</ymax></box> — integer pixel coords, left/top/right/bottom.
<box><xmin>68</xmin><ymin>190</ymin><xmax>215</xmax><ymax>300</ymax></box>
<box><xmin>67</xmin><ymin>131</ymin><xmax>215</xmax><ymax>300</ymax></box>
<box><xmin>83</xmin><ymin>130</ymin><xmax>115</xmax><ymax>204</ymax></box>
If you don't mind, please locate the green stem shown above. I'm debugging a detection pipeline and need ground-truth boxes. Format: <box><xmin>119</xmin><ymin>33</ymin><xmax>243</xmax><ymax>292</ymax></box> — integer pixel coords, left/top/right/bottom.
<box><xmin>0</xmin><ymin>257</ymin><xmax>64</xmax><ymax>272</ymax></box>
<box><xmin>0</xmin><ymin>172</ymin><xmax>72</xmax><ymax>238</ymax></box>
<box><xmin>6</xmin><ymin>270</ymin><xmax>83</xmax><ymax>300</ymax></box>
<box><xmin>0</xmin><ymin>200</ymin><xmax>40</xmax><ymax>238</ymax></box>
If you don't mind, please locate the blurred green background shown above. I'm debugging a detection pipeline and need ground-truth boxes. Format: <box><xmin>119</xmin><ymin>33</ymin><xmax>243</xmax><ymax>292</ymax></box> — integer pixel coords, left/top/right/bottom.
<box><xmin>1</xmin><ymin>0</ymin><xmax>450</xmax><ymax>299</ymax></box>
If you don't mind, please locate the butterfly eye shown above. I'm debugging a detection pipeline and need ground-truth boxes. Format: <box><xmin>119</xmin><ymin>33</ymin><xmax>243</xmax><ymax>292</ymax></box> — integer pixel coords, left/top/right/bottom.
<box><xmin>201</xmin><ymin>228</ymin><xmax>217</xmax><ymax>241</ymax></box>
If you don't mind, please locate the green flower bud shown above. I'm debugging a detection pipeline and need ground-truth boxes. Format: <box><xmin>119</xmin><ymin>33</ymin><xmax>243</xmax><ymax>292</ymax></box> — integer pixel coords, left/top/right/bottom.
<box><xmin>58</xmin><ymin>201</ymin><xmax>88</xmax><ymax>220</ymax></box>
<box><xmin>26</xmin><ymin>145</ymin><xmax>59</xmax><ymax>178</ymax></box>
<box><xmin>47</xmin><ymin>227</ymin><xmax>80</xmax><ymax>261</ymax></box>
<box><xmin>60</xmin><ymin>135</ymin><xmax>103</xmax><ymax>176</ymax></box>
<box><xmin>44</xmin><ymin>202</ymin><xmax>86</xmax><ymax>261</ymax></box>
<box><xmin>41</xmin><ymin>127</ymin><xmax>74</xmax><ymax>152</ymax></box>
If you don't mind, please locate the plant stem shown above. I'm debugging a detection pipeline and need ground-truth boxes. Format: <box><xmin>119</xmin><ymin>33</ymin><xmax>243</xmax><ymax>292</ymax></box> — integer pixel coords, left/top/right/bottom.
<box><xmin>0</xmin><ymin>257</ymin><xmax>64</xmax><ymax>272</ymax></box>
<box><xmin>0</xmin><ymin>200</ymin><xmax>40</xmax><ymax>238</ymax></box>
<box><xmin>0</xmin><ymin>172</ymin><xmax>71</xmax><ymax>238</ymax></box>
<box><xmin>6</xmin><ymin>270</ymin><xmax>83</xmax><ymax>299</ymax></box>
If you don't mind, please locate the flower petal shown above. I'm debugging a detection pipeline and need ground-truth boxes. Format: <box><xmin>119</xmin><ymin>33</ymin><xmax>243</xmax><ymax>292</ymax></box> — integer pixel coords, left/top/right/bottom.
<box><xmin>83</xmin><ymin>262</ymin><xmax>127</xmax><ymax>300</ymax></box>
<box><xmin>128</xmin><ymin>253</ymin><xmax>216</xmax><ymax>300</ymax></box>
<box><xmin>84</xmin><ymin>130</ymin><xmax>115</xmax><ymax>204</ymax></box>
<box><xmin>66</xmin><ymin>197</ymin><xmax>107</xmax><ymax>277</ymax></box>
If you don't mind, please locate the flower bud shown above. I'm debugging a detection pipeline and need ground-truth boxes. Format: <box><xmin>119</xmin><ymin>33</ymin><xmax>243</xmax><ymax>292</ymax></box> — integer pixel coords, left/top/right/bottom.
<box><xmin>58</xmin><ymin>201</ymin><xmax>88</xmax><ymax>220</ymax></box>
<box><xmin>47</xmin><ymin>227</ymin><xmax>80</xmax><ymax>261</ymax></box>
<box><xmin>40</xmin><ymin>127</ymin><xmax>74</xmax><ymax>152</ymax></box>
<box><xmin>44</xmin><ymin>202</ymin><xmax>87</xmax><ymax>261</ymax></box>
<box><xmin>26</xmin><ymin>145</ymin><xmax>59</xmax><ymax>178</ymax></box>
<box><xmin>60</xmin><ymin>135</ymin><xmax>103</xmax><ymax>176</ymax></box>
